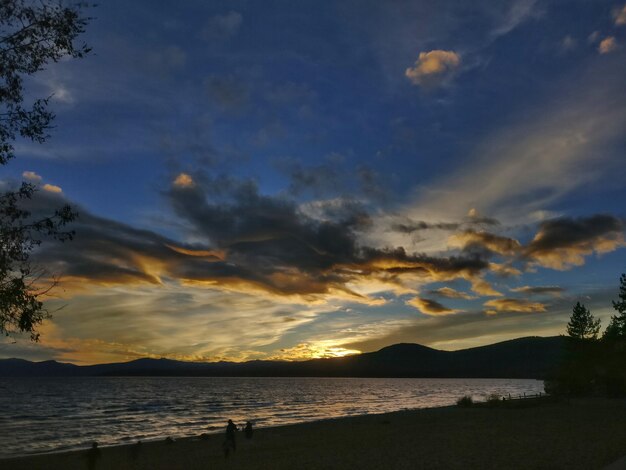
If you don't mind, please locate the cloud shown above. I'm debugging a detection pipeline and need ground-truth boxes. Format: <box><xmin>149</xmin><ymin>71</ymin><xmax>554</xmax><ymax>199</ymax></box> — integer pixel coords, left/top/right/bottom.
<box><xmin>470</xmin><ymin>277</ymin><xmax>502</xmax><ymax>297</ymax></box>
<box><xmin>173</xmin><ymin>173</ymin><xmax>194</xmax><ymax>188</ymax></box>
<box><xmin>450</xmin><ymin>230</ymin><xmax>521</xmax><ymax>256</ymax></box>
<box><xmin>16</xmin><ymin>176</ymin><xmax>494</xmax><ymax>308</ymax></box>
<box><xmin>510</xmin><ymin>285</ymin><xmax>564</xmax><ymax>296</ymax></box>
<box><xmin>490</xmin><ymin>0</ymin><xmax>538</xmax><ymax>37</ymax></box>
<box><xmin>588</xmin><ymin>31</ymin><xmax>601</xmax><ymax>44</ymax></box>
<box><xmin>275</xmin><ymin>158</ymin><xmax>341</xmax><ymax>197</ymax></box>
<box><xmin>405</xmin><ymin>50</ymin><xmax>460</xmax><ymax>88</ymax></box>
<box><xmin>429</xmin><ymin>287</ymin><xmax>475</xmax><ymax>300</ymax></box>
<box><xmin>614</xmin><ymin>4</ymin><xmax>626</xmax><ymax>26</ymax></box>
<box><xmin>559</xmin><ymin>35</ymin><xmax>577</xmax><ymax>52</ymax></box>
<box><xmin>201</xmin><ymin>11</ymin><xmax>242</xmax><ymax>40</ymax></box>
<box><xmin>42</xmin><ymin>184</ymin><xmax>62</xmax><ymax>193</ymax></box>
<box><xmin>523</xmin><ymin>215</ymin><xmax>625</xmax><ymax>270</ymax></box>
<box><xmin>22</xmin><ymin>171</ymin><xmax>42</xmax><ymax>183</ymax></box>
<box><xmin>484</xmin><ymin>298</ymin><xmax>546</xmax><ymax>313</ymax></box>
<box><xmin>50</xmin><ymin>84</ymin><xmax>74</xmax><ymax>104</ymax></box>
<box><xmin>404</xmin><ymin>55</ymin><xmax>626</xmax><ymax>225</ymax></box>
<box><xmin>598</xmin><ymin>36</ymin><xmax>617</xmax><ymax>54</ymax></box>
<box><xmin>390</xmin><ymin>218</ymin><xmax>459</xmax><ymax>233</ymax></box>
<box><xmin>407</xmin><ymin>297</ymin><xmax>459</xmax><ymax>315</ymax></box>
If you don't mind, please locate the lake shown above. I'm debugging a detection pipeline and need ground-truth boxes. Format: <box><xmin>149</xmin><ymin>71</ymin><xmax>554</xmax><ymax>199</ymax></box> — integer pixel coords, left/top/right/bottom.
<box><xmin>0</xmin><ymin>376</ymin><xmax>544</xmax><ymax>457</ymax></box>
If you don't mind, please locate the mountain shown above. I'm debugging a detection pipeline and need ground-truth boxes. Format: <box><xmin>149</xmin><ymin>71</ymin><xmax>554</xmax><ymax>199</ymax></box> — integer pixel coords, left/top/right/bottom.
<box><xmin>0</xmin><ymin>336</ymin><xmax>567</xmax><ymax>379</ymax></box>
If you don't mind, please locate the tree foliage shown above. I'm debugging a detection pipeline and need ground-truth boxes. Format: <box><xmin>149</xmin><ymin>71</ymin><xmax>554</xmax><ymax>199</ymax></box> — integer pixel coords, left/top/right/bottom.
<box><xmin>604</xmin><ymin>273</ymin><xmax>626</xmax><ymax>339</ymax></box>
<box><xmin>0</xmin><ymin>183</ymin><xmax>75</xmax><ymax>339</ymax></box>
<box><xmin>566</xmin><ymin>302</ymin><xmax>600</xmax><ymax>340</ymax></box>
<box><xmin>547</xmin><ymin>276</ymin><xmax>626</xmax><ymax>397</ymax></box>
<box><xmin>1</xmin><ymin>0</ymin><xmax>91</xmax><ymax>164</ymax></box>
<box><xmin>1</xmin><ymin>0</ymin><xmax>89</xmax><ymax>340</ymax></box>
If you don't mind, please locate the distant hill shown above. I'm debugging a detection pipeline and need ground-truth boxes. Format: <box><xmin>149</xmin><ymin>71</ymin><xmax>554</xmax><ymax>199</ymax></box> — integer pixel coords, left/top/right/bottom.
<box><xmin>0</xmin><ymin>336</ymin><xmax>567</xmax><ymax>379</ymax></box>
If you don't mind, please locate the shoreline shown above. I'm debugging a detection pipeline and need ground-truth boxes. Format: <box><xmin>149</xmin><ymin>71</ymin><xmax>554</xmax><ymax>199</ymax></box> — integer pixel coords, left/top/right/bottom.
<box><xmin>0</xmin><ymin>403</ymin><xmax>459</xmax><ymax>460</ymax></box>
<box><xmin>2</xmin><ymin>398</ymin><xmax>625</xmax><ymax>469</ymax></box>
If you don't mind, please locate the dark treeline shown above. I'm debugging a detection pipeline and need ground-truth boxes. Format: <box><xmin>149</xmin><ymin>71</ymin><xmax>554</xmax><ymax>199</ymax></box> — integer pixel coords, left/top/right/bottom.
<box><xmin>545</xmin><ymin>274</ymin><xmax>626</xmax><ymax>396</ymax></box>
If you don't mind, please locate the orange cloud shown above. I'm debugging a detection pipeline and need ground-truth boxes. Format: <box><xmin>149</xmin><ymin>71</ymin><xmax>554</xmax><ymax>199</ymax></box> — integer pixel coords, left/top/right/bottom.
<box><xmin>405</xmin><ymin>50</ymin><xmax>460</xmax><ymax>87</ymax></box>
<box><xmin>42</xmin><ymin>183</ymin><xmax>62</xmax><ymax>193</ymax></box>
<box><xmin>598</xmin><ymin>36</ymin><xmax>617</xmax><ymax>54</ymax></box>
<box><xmin>470</xmin><ymin>278</ymin><xmax>502</xmax><ymax>297</ymax></box>
<box><xmin>429</xmin><ymin>287</ymin><xmax>475</xmax><ymax>300</ymax></box>
<box><xmin>484</xmin><ymin>298</ymin><xmax>546</xmax><ymax>314</ymax></box>
<box><xmin>173</xmin><ymin>173</ymin><xmax>194</xmax><ymax>187</ymax></box>
<box><xmin>165</xmin><ymin>244</ymin><xmax>225</xmax><ymax>260</ymax></box>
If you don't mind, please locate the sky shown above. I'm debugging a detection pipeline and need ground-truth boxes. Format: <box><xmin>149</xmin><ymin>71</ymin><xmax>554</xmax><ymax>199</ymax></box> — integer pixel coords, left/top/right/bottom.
<box><xmin>1</xmin><ymin>0</ymin><xmax>626</xmax><ymax>364</ymax></box>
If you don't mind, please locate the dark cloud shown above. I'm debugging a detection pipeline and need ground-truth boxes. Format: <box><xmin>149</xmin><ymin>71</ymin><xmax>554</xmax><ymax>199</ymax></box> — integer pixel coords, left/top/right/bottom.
<box><xmin>389</xmin><ymin>214</ymin><xmax>499</xmax><ymax>234</ymax></box>
<box><xmin>275</xmin><ymin>158</ymin><xmax>341</xmax><ymax>197</ymax></box>
<box><xmin>274</xmin><ymin>158</ymin><xmax>389</xmax><ymax>202</ymax></box>
<box><xmin>18</xmin><ymin>175</ymin><xmax>494</xmax><ymax>301</ymax></box>
<box><xmin>510</xmin><ymin>285</ymin><xmax>564</xmax><ymax>296</ymax></box>
<box><xmin>466</xmin><ymin>215</ymin><xmax>500</xmax><ymax>226</ymax></box>
<box><xmin>356</xmin><ymin>165</ymin><xmax>389</xmax><ymax>202</ymax></box>
<box><xmin>453</xmin><ymin>230</ymin><xmax>521</xmax><ymax>256</ymax></box>
<box><xmin>390</xmin><ymin>218</ymin><xmax>459</xmax><ymax>233</ymax></box>
<box><xmin>407</xmin><ymin>297</ymin><xmax>458</xmax><ymax>315</ymax></box>
<box><xmin>523</xmin><ymin>215</ymin><xmax>624</xmax><ymax>269</ymax></box>
<box><xmin>25</xmin><ymin>180</ymin><xmax>623</xmax><ymax>305</ymax></box>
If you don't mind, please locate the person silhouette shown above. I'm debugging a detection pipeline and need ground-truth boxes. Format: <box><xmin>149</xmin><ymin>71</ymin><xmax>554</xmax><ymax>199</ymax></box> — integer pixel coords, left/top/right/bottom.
<box><xmin>87</xmin><ymin>441</ymin><xmax>101</xmax><ymax>470</ymax></box>
<box><xmin>244</xmin><ymin>421</ymin><xmax>253</xmax><ymax>439</ymax></box>
<box><xmin>224</xmin><ymin>419</ymin><xmax>237</xmax><ymax>457</ymax></box>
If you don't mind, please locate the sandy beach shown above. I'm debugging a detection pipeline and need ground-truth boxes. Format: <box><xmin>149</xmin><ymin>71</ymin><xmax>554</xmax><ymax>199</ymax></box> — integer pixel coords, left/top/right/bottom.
<box><xmin>1</xmin><ymin>398</ymin><xmax>625</xmax><ymax>470</ymax></box>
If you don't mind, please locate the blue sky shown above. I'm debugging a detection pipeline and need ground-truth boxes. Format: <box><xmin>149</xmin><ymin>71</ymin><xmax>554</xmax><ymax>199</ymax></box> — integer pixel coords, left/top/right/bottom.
<box><xmin>2</xmin><ymin>0</ymin><xmax>626</xmax><ymax>364</ymax></box>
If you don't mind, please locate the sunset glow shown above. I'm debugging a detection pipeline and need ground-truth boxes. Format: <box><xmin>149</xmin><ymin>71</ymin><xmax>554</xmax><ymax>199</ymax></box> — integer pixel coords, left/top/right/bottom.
<box><xmin>2</xmin><ymin>0</ymin><xmax>626</xmax><ymax>365</ymax></box>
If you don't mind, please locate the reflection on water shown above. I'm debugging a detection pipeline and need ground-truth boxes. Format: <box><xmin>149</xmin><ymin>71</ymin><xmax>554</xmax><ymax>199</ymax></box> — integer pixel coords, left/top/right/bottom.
<box><xmin>0</xmin><ymin>377</ymin><xmax>543</xmax><ymax>457</ymax></box>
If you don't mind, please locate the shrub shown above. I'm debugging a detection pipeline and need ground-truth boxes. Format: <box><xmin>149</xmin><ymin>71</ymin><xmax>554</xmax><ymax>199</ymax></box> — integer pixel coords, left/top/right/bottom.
<box><xmin>486</xmin><ymin>393</ymin><xmax>502</xmax><ymax>407</ymax></box>
<box><xmin>457</xmin><ymin>395</ymin><xmax>473</xmax><ymax>407</ymax></box>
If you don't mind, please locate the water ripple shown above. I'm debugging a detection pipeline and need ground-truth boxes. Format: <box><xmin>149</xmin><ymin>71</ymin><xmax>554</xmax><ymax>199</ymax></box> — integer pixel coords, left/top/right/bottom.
<box><xmin>0</xmin><ymin>377</ymin><xmax>543</xmax><ymax>457</ymax></box>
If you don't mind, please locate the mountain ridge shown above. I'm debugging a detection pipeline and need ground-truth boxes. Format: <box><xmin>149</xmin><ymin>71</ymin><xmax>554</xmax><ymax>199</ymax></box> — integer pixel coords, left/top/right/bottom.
<box><xmin>0</xmin><ymin>335</ymin><xmax>567</xmax><ymax>379</ymax></box>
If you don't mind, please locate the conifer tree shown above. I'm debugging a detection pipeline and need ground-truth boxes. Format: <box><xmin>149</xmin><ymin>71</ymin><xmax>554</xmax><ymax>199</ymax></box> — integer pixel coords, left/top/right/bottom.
<box><xmin>566</xmin><ymin>302</ymin><xmax>600</xmax><ymax>340</ymax></box>
<box><xmin>604</xmin><ymin>274</ymin><xmax>626</xmax><ymax>340</ymax></box>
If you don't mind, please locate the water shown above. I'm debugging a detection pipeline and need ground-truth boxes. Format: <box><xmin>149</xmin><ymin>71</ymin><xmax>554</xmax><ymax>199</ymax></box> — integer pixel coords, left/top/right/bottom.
<box><xmin>0</xmin><ymin>377</ymin><xmax>543</xmax><ymax>458</ymax></box>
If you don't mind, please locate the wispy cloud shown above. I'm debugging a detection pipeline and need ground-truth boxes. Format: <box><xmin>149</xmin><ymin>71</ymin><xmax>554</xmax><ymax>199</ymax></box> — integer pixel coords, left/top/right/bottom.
<box><xmin>509</xmin><ymin>285</ymin><xmax>564</xmax><ymax>296</ymax></box>
<box><xmin>614</xmin><ymin>4</ymin><xmax>626</xmax><ymax>26</ymax></box>
<box><xmin>403</xmin><ymin>57</ymin><xmax>626</xmax><ymax>224</ymax></box>
<box><xmin>490</xmin><ymin>0</ymin><xmax>538</xmax><ymax>38</ymax></box>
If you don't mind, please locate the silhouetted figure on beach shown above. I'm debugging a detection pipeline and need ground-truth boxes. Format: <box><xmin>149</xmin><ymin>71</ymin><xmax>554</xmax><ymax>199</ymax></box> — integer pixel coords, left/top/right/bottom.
<box><xmin>244</xmin><ymin>421</ymin><xmax>253</xmax><ymax>439</ymax></box>
<box><xmin>87</xmin><ymin>441</ymin><xmax>101</xmax><ymax>470</ymax></box>
<box><xmin>223</xmin><ymin>419</ymin><xmax>237</xmax><ymax>457</ymax></box>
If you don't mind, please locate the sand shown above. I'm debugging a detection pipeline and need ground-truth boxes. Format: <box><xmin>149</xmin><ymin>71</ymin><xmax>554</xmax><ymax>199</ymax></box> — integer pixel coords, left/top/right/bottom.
<box><xmin>2</xmin><ymin>398</ymin><xmax>625</xmax><ymax>470</ymax></box>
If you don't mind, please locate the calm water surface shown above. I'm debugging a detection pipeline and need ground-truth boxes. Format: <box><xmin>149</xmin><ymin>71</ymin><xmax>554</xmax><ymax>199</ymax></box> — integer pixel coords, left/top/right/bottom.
<box><xmin>0</xmin><ymin>377</ymin><xmax>544</xmax><ymax>457</ymax></box>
